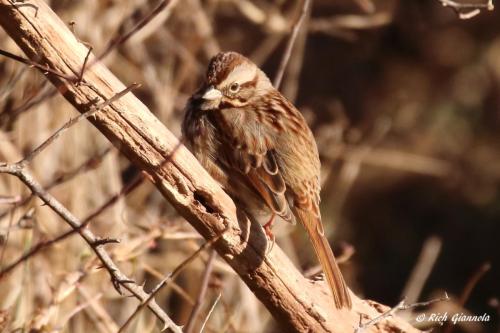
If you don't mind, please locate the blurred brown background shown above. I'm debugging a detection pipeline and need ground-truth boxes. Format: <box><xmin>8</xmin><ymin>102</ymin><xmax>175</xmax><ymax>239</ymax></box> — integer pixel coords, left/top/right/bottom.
<box><xmin>0</xmin><ymin>0</ymin><xmax>499</xmax><ymax>332</ymax></box>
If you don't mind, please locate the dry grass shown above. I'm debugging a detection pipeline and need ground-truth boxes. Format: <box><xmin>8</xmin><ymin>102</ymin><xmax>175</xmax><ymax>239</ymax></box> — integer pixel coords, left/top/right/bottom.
<box><xmin>1</xmin><ymin>0</ymin><xmax>499</xmax><ymax>332</ymax></box>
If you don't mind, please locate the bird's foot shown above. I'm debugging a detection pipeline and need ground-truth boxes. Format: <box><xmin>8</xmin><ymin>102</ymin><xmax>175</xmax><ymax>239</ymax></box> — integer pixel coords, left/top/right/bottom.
<box><xmin>263</xmin><ymin>215</ymin><xmax>276</xmax><ymax>255</ymax></box>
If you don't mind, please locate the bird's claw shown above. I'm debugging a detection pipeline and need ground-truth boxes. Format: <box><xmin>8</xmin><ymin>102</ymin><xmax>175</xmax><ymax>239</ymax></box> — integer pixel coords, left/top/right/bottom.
<box><xmin>263</xmin><ymin>215</ymin><xmax>275</xmax><ymax>255</ymax></box>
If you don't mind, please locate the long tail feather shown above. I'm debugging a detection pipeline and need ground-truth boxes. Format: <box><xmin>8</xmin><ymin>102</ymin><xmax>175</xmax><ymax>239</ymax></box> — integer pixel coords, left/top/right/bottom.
<box><xmin>296</xmin><ymin>209</ymin><xmax>352</xmax><ymax>309</ymax></box>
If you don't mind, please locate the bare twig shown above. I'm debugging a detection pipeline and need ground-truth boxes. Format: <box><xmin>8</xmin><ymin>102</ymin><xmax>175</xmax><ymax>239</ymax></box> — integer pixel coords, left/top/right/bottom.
<box><xmin>186</xmin><ymin>0</ymin><xmax>220</xmax><ymax>56</ymax></box>
<box><xmin>199</xmin><ymin>293</ymin><xmax>222</xmax><ymax>333</ymax></box>
<box><xmin>355</xmin><ymin>294</ymin><xmax>450</xmax><ymax>333</ymax></box>
<box><xmin>77</xmin><ymin>46</ymin><xmax>93</xmax><ymax>82</ymax></box>
<box><xmin>0</xmin><ymin>83</ymin><xmax>57</xmax><ymax>128</ymax></box>
<box><xmin>458</xmin><ymin>262</ymin><xmax>491</xmax><ymax>305</ymax></box>
<box><xmin>0</xmin><ymin>83</ymin><xmax>177</xmax><ymax>331</ymax></box>
<box><xmin>0</xmin><ymin>168</ymin><xmax>143</xmax><ymax>279</ymax></box>
<box><xmin>280</xmin><ymin>4</ymin><xmax>308</xmax><ymax>102</ymax></box>
<box><xmin>0</xmin><ymin>205</ymin><xmax>16</xmax><ymax>269</ymax></box>
<box><xmin>61</xmin><ymin>293</ymin><xmax>104</xmax><ymax>328</ymax></box>
<box><xmin>77</xmin><ymin>286</ymin><xmax>119</xmax><ymax>332</ymax></box>
<box><xmin>0</xmin><ymin>65</ymin><xmax>28</xmax><ymax>101</ymax></box>
<box><xmin>353</xmin><ymin>0</ymin><xmax>376</xmax><ymax>13</ymax></box>
<box><xmin>401</xmin><ymin>236</ymin><xmax>442</xmax><ymax>303</ymax></box>
<box><xmin>0</xmin><ymin>163</ymin><xmax>182</xmax><ymax>332</ymax></box>
<box><xmin>185</xmin><ymin>249</ymin><xmax>217</xmax><ymax>333</ymax></box>
<box><xmin>95</xmin><ymin>0</ymin><xmax>179</xmax><ymax>64</ymax></box>
<box><xmin>0</xmin><ymin>147</ymin><xmax>111</xmax><ymax>220</ymax></box>
<box><xmin>437</xmin><ymin>0</ymin><xmax>494</xmax><ymax>19</ymax></box>
<box><xmin>0</xmin><ymin>195</ymin><xmax>21</xmax><ymax>205</ymax></box>
<box><xmin>442</xmin><ymin>262</ymin><xmax>491</xmax><ymax>333</ymax></box>
<box><xmin>143</xmin><ymin>263</ymin><xmax>196</xmax><ymax>306</ymax></box>
<box><xmin>273</xmin><ymin>0</ymin><xmax>312</xmax><ymax>89</ymax></box>
<box><xmin>9</xmin><ymin>0</ymin><xmax>39</xmax><ymax>15</ymax></box>
<box><xmin>20</xmin><ymin>84</ymin><xmax>139</xmax><ymax>165</ymax></box>
<box><xmin>309</xmin><ymin>13</ymin><xmax>392</xmax><ymax>33</ymax></box>
<box><xmin>117</xmin><ymin>235</ymin><xmax>224</xmax><ymax>333</ymax></box>
<box><xmin>0</xmin><ymin>226</ymin><xmax>77</xmax><ymax>280</ymax></box>
<box><xmin>0</xmin><ymin>48</ymin><xmax>74</xmax><ymax>81</ymax></box>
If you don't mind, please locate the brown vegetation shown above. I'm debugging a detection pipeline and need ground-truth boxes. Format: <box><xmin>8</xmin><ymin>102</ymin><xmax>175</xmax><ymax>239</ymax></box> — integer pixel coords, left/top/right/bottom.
<box><xmin>0</xmin><ymin>1</ymin><xmax>498</xmax><ymax>333</ymax></box>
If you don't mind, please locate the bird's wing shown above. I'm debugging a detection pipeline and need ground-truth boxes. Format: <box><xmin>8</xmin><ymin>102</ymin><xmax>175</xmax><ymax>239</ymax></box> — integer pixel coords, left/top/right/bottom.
<box><xmin>216</xmin><ymin>126</ymin><xmax>295</xmax><ymax>223</ymax></box>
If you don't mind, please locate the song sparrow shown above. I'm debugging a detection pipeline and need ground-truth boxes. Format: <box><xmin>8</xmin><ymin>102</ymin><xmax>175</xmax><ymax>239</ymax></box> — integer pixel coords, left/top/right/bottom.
<box><xmin>182</xmin><ymin>51</ymin><xmax>352</xmax><ymax>309</ymax></box>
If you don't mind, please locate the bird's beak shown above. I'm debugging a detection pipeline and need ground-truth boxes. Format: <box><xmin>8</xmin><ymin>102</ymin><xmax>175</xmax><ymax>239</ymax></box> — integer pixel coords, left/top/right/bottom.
<box><xmin>202</xmin><ymin>86</ymin><xmax>222</xmax><ymax>101</ymax></box>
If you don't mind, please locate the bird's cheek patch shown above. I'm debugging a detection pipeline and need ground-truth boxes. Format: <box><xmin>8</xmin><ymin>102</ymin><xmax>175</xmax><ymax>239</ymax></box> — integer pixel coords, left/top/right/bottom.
<box><xmin>220</xmin><ymin>97</ymin><xmax>249</xmax><ymax>108</ymax></box>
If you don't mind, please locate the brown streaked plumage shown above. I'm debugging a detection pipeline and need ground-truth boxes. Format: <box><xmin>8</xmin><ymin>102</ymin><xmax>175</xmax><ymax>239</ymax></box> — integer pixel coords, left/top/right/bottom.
<box><xmin>182</xmin><ymin>51</ymin><xmax>352</xmax><ymax>309</ymax></box>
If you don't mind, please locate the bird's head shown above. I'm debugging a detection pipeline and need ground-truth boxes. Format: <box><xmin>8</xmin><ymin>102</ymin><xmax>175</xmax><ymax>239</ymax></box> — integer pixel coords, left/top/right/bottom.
<box><xmin>196</xmin><ymin>51</ymin><xmax>273</xmax><ymax>111</ymax></box>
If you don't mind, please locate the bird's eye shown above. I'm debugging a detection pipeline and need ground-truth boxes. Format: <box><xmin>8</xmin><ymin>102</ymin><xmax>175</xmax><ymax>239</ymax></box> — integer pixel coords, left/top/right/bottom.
<box><xmin>229</xmin><ymin>83</ymin><xmax>240</xmax><ymax>93</ymax></box>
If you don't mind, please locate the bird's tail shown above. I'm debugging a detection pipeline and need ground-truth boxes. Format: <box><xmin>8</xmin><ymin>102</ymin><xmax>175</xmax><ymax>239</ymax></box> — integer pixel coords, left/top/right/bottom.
<box><xmin>296</xmin><ymin>209</ymin><xmax>352</xmax><ymax>309</ymax></box>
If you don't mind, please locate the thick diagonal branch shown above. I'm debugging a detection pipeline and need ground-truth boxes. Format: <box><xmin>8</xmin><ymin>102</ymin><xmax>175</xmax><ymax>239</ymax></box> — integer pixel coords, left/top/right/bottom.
<box><xmin>0</xmin><ymin>1</ymin><xmax>421</xmax><ymax>332</ymax></box>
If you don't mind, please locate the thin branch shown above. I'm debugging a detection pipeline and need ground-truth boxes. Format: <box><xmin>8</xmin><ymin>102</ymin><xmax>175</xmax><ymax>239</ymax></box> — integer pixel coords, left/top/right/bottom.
<box><xmin>401</xmin><ymin>236</ymin><xmax>442</xmax><ymax>303</ymax></box>
<box><xmin>438</xmin><ymin>0</ymin><xmax>493</xmax><ymax>9</ymax></box>
<box><xmin>309</xmin><ymin>13</ymin><xmax>392</xmax><ymax>32</ymax></box>
<box><xmin>0</xmin><ymin>64</ymin><xmax>28</xmax><ymax>100</ymax></box>
<box><xmin>78</xmin><ymin>285</ymin><xmax>119</xmax><ymax>332</ymax></box>
<box><xmin>273</xmin><ymin>0</ymin><xmax>312</xmax><ymax>89</ymax></box>
<box><xmin>77</xmin><ymin>171</ymin><xmax>144</xmax><ymax>228</ymax></box>
<box><xmin>92</xmin><ymin>237</ymin><xmax>120</xmax><ymax>246</ymax></box>
<box><xmin>0</xmin><ymin>48</ymin><xmax>74</xmax><ymax>80</ymax></box>
<box><xmin>0</xmin><ymin>82</ymin><xmax>169</xmax><ymax>329</ymax></box>
<box><xmin>186</xmin><ymin>0</ymin><xmax>220</xmax><ymax>56</ymax></box>
<box><xmin>143</xmin><ymin>263</ymin><xmax>196</xmax><ymax>306</ymax></box>
<box><xmin>458</xmin><ymin>262</ymin><xmax>491</xmax><ymax>305</ymax></box>
<box><xmin>0</xmin><ymin>225</ymin><xmax>77</xmax><ymax>279</ymax></box>
<box><xmin>353</xmin><ymin>0</ymin><xmax>376</xmax><ymax>13</ymax></box>
<box><xmin>0</xmin><ymin>168</ymin><xmax>143</xmax><ymax>279</ymax></box>
<box><xmin>0</xmin><ymin>163</ymin><xmax>182</xmax><ymax>332</ymax></box>
<box><xmin>20</xmin><ymin>83</ymin><xmax>139</xmax><ymax>165</ymax></box>
<box><xmin>94</xmin><ymin>0</ymin><xmax>179</xmax><ymax>65</ymax></box>
<box><xmin>0</xmin><ymin>203</ymin><xmax>17</xmax><ymax>269</ymax></box>
<box><xmin>0</xmin><ymin>195</ymin><xmax>21</xmax><ymax>205</ymax></box>
<box><xmin>0</xmin><ymin>147</ymin><xmax>111</xmax><ymax>220</ymax></box>
<box><xmin>437</xmin><ymin>0</ymin><xmax>494</xmax><ymax>19</ymax></box>
<box><xmin>1</xmin><ymin>83</ymin><xmax>57</xmax><ymax>127</ymax></box>
<box><xmin>185</xmin><ymin>249</ymin><xmax>217</xmax><ymax>333</ymax></box>
<box><xmin>355</xmin><ymin>294</ymin><xmax>450</xmax><ymax>333</ymax></box>
<box><xmin>61</xmin><ymin>293</ymin><xmax>104</xmax><ymax>327</ymax></box>
<box><xmin>117</xmin><ymin>234</ymin><xmax>224</xmax><ymax>333</ymax></box>
<box><xmin>9</xmin><ymin>0</ymin><xmax>39</xmax><ymax>16</ymax></box>
<box><xmin>442</xmin><ymin>262</ymin><xmax>491</xmax><ymax>333</ymax></box>
<box><xmin>199</xmin><ymin>293</ymin><xmax>222</xmax><ymax>333</ymax></box>
<box><xmin>77</xmin><ymin>46</ymin><xmax>93</xmax><ymax>82</ymax></box>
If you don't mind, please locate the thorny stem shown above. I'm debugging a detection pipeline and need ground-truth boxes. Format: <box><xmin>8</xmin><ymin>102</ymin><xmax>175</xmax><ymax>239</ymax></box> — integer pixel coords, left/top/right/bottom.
<box><xmin>0</xmin><ymin>85</ymin><xmax>180</xmax><ymax>332</ymax></box>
